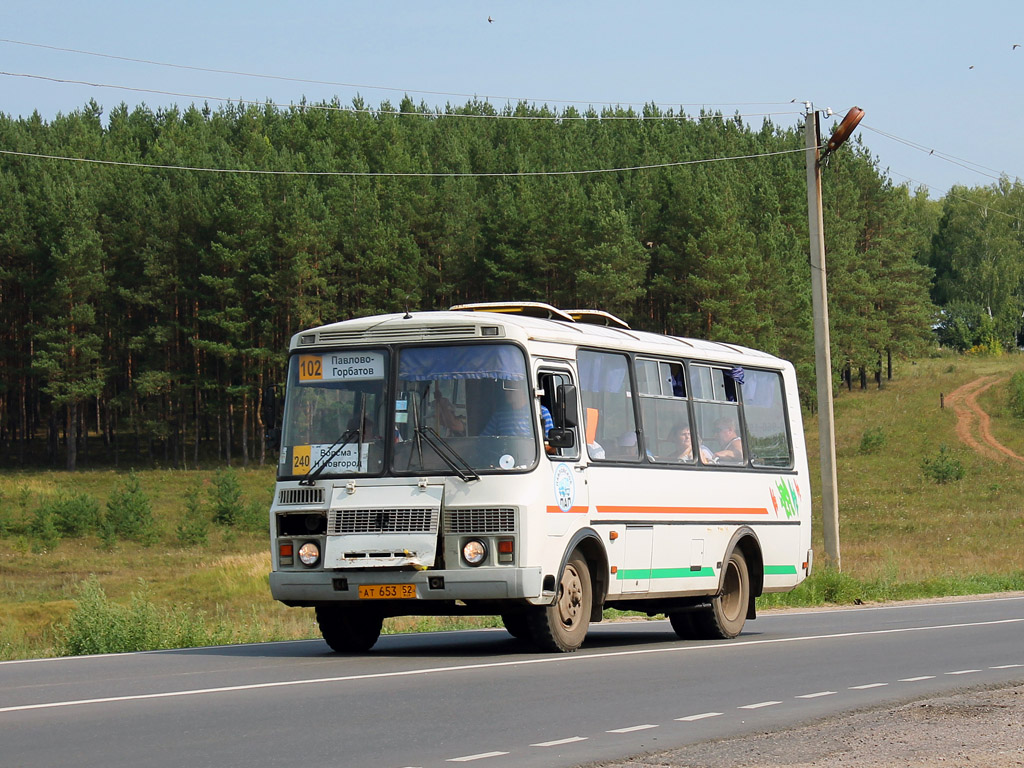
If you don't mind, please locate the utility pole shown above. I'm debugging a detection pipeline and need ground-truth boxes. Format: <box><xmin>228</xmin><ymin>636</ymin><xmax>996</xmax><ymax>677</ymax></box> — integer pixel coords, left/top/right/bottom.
<box><xmin>804</xmin><ymin>104</ymin><xmax>863</xmax><ymax>571</ymax></box>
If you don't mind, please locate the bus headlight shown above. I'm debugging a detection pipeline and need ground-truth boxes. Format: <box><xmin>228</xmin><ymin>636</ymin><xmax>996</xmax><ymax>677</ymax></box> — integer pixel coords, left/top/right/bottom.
<box><xmin>298</xmin><ymin>541</ymin><xmax>320</xmax><ymax>567</ymax></box>
<box><xmin>462</xmin><ymin>539</ymin><xmax>487</xmax><ymax>566</ymax></box>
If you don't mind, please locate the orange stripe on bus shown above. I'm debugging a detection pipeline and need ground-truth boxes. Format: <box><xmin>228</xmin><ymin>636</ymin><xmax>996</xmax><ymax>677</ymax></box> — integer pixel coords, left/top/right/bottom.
<box><xmin>596</xmin><ymin>506</ymin><xmax>769</xmax><ymax>516</ymax></box>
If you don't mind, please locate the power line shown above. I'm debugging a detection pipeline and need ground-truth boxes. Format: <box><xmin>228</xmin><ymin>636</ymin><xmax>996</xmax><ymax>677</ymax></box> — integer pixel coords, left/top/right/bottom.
<box><xmin>0</xmin><ymin>146</ymin><xmax>807</xmax><ymax>178</ymax></box>
<box><xmin>0</xmin><ymin>71</ymin><xmax>805</xmax><ymax>123</ymax></box>
<box><xmin>0</xmin><ymin>37</ymin><xmax>797</xmax><ymax>112</ymax></box>
<box><xmin>862</xmin><ymin>124</ymin><xmax>1017</xmax><ymax>183</ymax></box>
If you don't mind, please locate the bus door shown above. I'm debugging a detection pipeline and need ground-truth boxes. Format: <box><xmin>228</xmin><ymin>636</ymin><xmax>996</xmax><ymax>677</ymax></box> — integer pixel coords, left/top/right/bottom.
<box><xmin>537</xmin><ymin>368</ymin><xmax>588</xmax><ymax>537</ymax></box>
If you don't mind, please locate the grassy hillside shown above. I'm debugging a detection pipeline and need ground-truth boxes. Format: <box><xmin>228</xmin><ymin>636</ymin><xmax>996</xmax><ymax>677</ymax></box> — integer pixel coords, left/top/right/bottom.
<box><xmin>2</xmin><ymin>354</ymin><xmax>1023</xmax><ymax>659</ymax></box>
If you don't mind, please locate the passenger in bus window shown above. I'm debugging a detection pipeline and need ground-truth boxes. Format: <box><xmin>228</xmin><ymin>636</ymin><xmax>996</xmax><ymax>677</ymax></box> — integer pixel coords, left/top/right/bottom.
<box><xmin>672</xmin><ymin>424</ymin><xmax>714</xmax><ymax>464</ymax></box>
<box><xmin>713</xmin><ymin>418</ymin><xmax>744</xmax><ymax>463</ymax></box>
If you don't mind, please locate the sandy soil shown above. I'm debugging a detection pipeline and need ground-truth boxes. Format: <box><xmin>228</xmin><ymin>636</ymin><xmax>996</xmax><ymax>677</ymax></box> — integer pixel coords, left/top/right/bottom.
<box><xmin>584</xmin><ymin>682</ymin><xmax>1024</xmax><ymax>768</ymax></box>
<box><xmin>946</xmin><ymin>376</ymin><xmax>1024</xmax><ymax>464</ymax></box>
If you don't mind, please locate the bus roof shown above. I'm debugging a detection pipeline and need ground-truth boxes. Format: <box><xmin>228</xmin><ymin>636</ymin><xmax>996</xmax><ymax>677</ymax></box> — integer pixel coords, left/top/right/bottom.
<box><xmin>290</xmin><ymin>305</ymin><xmax>785</xmax><ymax>366</ymax></box>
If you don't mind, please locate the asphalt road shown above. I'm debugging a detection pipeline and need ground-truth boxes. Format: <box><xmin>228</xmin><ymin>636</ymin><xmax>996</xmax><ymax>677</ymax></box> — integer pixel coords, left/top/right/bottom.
<box><xmin>1</xmin><ymin>595</ymin><xmax>1022</xmax><ymax>768</ymax></box>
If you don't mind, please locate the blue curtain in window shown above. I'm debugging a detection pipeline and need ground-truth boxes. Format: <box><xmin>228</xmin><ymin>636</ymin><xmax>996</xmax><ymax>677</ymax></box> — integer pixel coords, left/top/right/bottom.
<box><xmin>399</xmin><ymin>345</ymin><xmax>527</xmax><ymax>381</ymax></box>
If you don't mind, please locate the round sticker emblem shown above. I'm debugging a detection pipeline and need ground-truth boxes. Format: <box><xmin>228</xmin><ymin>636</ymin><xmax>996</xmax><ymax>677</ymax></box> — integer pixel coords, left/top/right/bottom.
<box><xmin>499</xmin><ymin>454</ymin><xmax>516</xmax><ymax>470</ymax></box>
<box><xmin>553</xmin><ymin>462</ymin><xmax>575</xmax><ymax>512</ymax></box>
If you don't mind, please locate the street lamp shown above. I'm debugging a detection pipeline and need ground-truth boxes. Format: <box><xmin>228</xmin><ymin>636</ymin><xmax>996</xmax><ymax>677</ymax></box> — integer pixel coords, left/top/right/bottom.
<box><xmin>805</xmin><ymin>104</ymin><xmax>864</xmax><ymax>571</ymax></box>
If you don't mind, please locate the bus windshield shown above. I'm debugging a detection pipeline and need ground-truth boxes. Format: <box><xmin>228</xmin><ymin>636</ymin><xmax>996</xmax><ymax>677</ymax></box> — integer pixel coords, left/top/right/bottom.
<box><xmin>279</xmin><ymin>350</ymin><xmax>389</xmax><ymax>478</ymax></box>
<box><xmin>393</xmin><ymin>343</ymin><xmax>539</xmax><ymax>473</ymax></box>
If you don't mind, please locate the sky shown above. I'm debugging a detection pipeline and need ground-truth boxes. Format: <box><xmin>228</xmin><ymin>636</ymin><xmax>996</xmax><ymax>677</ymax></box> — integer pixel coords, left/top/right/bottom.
<box><xmin>1</xmin><ymin>1</ymin><xmax>1022</xmax><ymax>198</ymax></box>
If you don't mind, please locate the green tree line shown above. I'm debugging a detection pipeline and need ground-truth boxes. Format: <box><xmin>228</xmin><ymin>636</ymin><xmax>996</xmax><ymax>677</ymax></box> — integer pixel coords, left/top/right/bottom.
<box><xmin>1</xmin><ymin>97</ymin><xmax>1019</xmax><ymax>470</ymax></box>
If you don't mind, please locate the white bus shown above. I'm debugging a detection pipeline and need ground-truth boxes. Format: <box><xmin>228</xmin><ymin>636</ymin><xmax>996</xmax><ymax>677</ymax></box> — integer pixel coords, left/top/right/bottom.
<box><xmin>269</xmin><ymin>303</ymin><xmax>812</xmax><ymax>653</ymax></box>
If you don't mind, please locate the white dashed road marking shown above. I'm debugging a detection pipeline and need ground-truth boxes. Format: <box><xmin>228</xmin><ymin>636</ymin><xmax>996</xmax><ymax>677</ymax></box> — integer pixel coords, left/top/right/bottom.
<box><xmin>899</xmin><ymin>675</ymin><xmax>936</xmax><ymax>682</ymax></box>
<box><xmin>607</xmin><ymin>724</ymin><xmax>659</xmax><ymax>733</ymax></box>
<box><xmin>739</xmin><ymin>701</ymin><xmax>782</xmax><ymax>709</ymax></box>
<box><xmin>676</xmin><ymin>712</ymin><xmax>723</xmax><ymax>722</ymax></box>
<box><xmin>946</xmin><ymin>669</ymin><xmax>980</xmax><ymax>675</ymax></box>
<box><xmin>796</xmin><ymin>691</ymin><xmax>836</xmax><ymax>699</ymax></box>
<box><xmin>530</xmin><ymin>737</ymin><xmax>587</xmax><ymax>747</ymax></box>
<box><xmin>447</xmin><ymin>752</ymin><xmax>509</xmax><ymax>762</ymax></box>
<box><xmin>850</xmin><ymin>683</ymin><xmax>888</xmax><ymax>689</ymax></box>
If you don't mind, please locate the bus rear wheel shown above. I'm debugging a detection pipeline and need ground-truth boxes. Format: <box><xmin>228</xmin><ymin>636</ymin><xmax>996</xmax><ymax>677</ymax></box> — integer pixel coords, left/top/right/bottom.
<box><xmin>691</xmin><ymin>549</ymin><xmax>750</xmax><ymax>639</ymax></box>
<box><xmin>526</xmin><ymin>553</ymin><xmax>592</xmax><ymax>653</ymax></box>
<box><xmin>315</xmin><ymin>606</ymin><xmax>383</xmax><ymax>653</ymax></box>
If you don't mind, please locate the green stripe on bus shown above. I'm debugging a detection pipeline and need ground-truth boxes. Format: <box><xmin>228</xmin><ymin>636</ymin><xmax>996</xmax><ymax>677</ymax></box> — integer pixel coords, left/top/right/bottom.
<box><xmin>616</xmin><ymin>567</ymin><xmax>715</xmax><ymax>580</ymax></box>
<box><xmin>763</xmin><ymin>565</ymin><xmax>799</xmax><ymax>575</ymax></box>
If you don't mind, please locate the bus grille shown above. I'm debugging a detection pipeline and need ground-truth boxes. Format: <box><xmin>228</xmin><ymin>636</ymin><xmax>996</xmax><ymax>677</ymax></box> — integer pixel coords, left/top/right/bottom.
<box><xmin>316</xmin><ymin>325</ymin><xmax>480</xmax><ymax>344</ymax></box>
<box><xmin>278</xmin><ymin>488</ymin><xmax>326</xmax><ymax>505</ymax></box>
<box><xmin>329</xmin><ymin>508</ymin><xmax>438</xmax><ymax>534</ymax></box>
<box><xmin>444</xmin><ymin>508</ymin><xmax>516</xmax><ymax>534</ymax></box>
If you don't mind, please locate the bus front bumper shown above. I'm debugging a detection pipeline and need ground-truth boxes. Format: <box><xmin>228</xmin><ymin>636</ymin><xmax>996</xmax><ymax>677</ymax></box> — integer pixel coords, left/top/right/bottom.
<box><xmin>270</xmin><ymin>566</ymin><xmax>544</xmax><ymax>606</ymax></box>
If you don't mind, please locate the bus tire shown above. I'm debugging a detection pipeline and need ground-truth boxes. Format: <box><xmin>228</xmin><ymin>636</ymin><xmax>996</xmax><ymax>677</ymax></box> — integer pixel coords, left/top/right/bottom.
<box><xmin>692</xmin><ymin>549</ymin><xmax>749</xmax><ymax>639</ymax></box>
<box><xmin>668</xmin><ymin>610</ymin><xmax>697</xmax><ymax>639</ymax></box>
<box><xmin>526</xmin><ymin>553</ymin><xmax>592</xmax><ymax>652</ymax></box>
<box><xmin>501</xmin><ymin>613</ymin><xmax>531</xmax><ymax>640</ymax></box>
<box><xmin>315</xmin><ymin>606</ymin><xmax>383</xmax><ymax>653</ymax></box>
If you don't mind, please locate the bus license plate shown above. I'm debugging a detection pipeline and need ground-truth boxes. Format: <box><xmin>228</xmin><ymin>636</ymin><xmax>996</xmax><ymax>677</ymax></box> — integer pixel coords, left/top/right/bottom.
<box><xmin>358</xmin><ymin>584</ymin><xmax>416</xmax><ymax>600</ymax></box>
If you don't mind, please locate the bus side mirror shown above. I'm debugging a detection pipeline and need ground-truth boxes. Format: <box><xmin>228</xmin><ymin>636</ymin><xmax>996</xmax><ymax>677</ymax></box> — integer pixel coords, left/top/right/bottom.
<box><xmin>546</xmin><ymin>427</ymin><xmax>575</xmax><ymax>449</ymax></box>
<box><xmin>554</xmin><ymin>383</ymin><xmax>579</xmax><ymax>428</ymax></box>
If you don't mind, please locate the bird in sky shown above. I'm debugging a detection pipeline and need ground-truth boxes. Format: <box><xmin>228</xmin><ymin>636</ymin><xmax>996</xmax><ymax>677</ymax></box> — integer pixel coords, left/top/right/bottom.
<box><xmin>969</xmin><ymin>65</ymin><xmax>975</xmax><ymax>69</ymax></box>
<box><xmin>1014</xmin><ymin>43</ymin><xmax>1021</xmax><ymax>49</ymax></box>
<box><xmin>487</xmin><ymin>16</ymin><xmax>494</xmax><ymax>23</ymax></box>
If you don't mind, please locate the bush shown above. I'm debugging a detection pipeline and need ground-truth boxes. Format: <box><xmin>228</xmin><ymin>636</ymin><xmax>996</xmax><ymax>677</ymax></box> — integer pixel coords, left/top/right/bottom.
<box><xmin>29</xmin><ymin>506</ymin><xmax>61</xmax><ymax>552</ymax></box>
<box><xmin>104</xmin><ymin>471</ymin><xmax>156</xmax><ymax>544</ymax></box>
<box><xmin>921</xmin><ymin>444</ymin><xmax>965</xmax><ymax>484</ymax></box>
<box><xmin>209</xmin><ymin>469</ymin><xmax>244</xmax><ymax>526</ymax></box>
<box><xmin>858</xmin><ymin>426</ymin><xmax>887</xmax><ymax>454</ymax></box>
<box><xmin>1008</xmin><ymin>372</ymin><xmax>1024</xmax><ymax>421</ymax></box>
<box><xmin>56</xmin><ymin>576</ymin><xmax>237</xmax><ymax>656</ymax></box>
<box><xmin>176</xmin><ymin>484</ymin><xmax>210</xmax><ymax>547</ymax></box>
<box><xmin>44</xmin><ymin>493</ymin><xmax>102</xmax><ymax>538</ymax></box>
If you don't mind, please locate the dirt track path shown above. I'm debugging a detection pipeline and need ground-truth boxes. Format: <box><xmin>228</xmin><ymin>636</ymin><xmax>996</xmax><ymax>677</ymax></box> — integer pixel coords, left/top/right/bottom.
<box><xmin>946</xmin><ymin>376</ymin><xmax>1024</xmax><ymax>464</ymax></box>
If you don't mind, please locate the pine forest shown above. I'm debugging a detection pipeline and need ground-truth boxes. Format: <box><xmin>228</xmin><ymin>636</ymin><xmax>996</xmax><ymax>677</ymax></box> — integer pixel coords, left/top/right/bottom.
<box><xmin>2</xmin><ymin>98</ymin><xmax>1023</xmax><ymax>470</ymax></box>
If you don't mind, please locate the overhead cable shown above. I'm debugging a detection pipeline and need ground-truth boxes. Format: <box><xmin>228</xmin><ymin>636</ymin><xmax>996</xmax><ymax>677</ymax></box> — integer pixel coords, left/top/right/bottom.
<box><xmin>0</xmin><ymin>146</ymin><xmax>807</xmax><ymax>177</ymax></box>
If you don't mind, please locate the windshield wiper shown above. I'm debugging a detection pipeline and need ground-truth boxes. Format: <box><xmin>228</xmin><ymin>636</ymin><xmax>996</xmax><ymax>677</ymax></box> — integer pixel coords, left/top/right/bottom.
<box><xmin>298</xmin><ymin>427</ymin><xmax>359</xmax><ymax>486</ymax></box>
<box><xmin>406</xmin><ymin>390</ymin><xmax>478</xmax><ymax>482</ymax></box>
<box><xmin>415</xmin><ymin>425</ymin><xmax>479</xmax><ymax>482</ymax></box>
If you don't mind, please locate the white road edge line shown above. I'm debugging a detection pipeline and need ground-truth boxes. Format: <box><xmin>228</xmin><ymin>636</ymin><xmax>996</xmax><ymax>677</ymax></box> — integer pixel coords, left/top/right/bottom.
<box><xmin>5</xmin><ymin>595</ymin><xmax>1021</xmax><ymax>668</ymax></box>
<box><xmin>899</xmin><ymin>676</ymin><xmax>936</xmax><ymax>682</ymax></box>
<box><xmin>607</xmin><ymin>724</ymin><xmax>659</xmax><ymax>733</ymax></box>
<box><xmin>447</xmin><ymin>752</ymin><xmax>509</xmax><ymax>762</ymax></box>
<box><xmin>796</xmin><ymin>691</ymin><xmax>836</xmax><ymax>698</ymax></box>
<box><xmin>850</xmin><ymin>683</ymin><xmax>888</xmax><ymax>689</ymax></box>
<box><xmin>530</xmin><ymin>737</ymin><xmax>587</xmax><ymax>747</ymax></box>
<box><xmin>739</xmin><ymin>701</ymin><xmax>781</xmax><ymax>709</ymax></box>
<box><xmin>676</xmin><ymin>712</ymin><xmax>723</xmax><ymax>721</ymax></box>
<box><xmin>2</xmin><ymin>618</ymin><xmax>1020</xmax><ymax>715</ymax></box>
<box><xmin>945</xmin><ymin>669</ymin><xmax>981</xmax><ymax>675</ymax></box>
<box><xmin>991</xmin><ymin>664</ymin><xmax>1024</xmax><ymax>669</ymax></box>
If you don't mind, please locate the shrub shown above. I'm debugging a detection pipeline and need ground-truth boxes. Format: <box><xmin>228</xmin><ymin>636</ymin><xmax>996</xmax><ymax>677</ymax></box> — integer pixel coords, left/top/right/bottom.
<box><xmin>921</xmin><ymin>444</ymin><xmax>965</xmax><ymax>484</ymax></box>
<box><xmin>1008</xmin><ymin>371</ymin><xmax>1024</xmax><ymax>421</ymax></box>
<box><xmin>209</xmin><ymin>469</ymin><xmax>244</xmax><ymax>526</ymax></box>
<box><xmin>858</xmin><ymin>426</ymin><xmax>887</xmax><ymax>454</ymax></box>
<box><xmin>43</xmin><ymin>493</ymin><xmax>102</xmax><ymax>538</ymax></box>
<box><xmin>56</xmin><ymin>576</ymin><xmax>235</xmax><ymax>656</ymax></box>
<box><xmin>104</xmin><ymin>471</ymin><xmax>156</xmax><ymax>544</ymax></box>
<box><xmin>176</xmin><ymin>484</ymin><xmax>210</xmax><ymax>547</ymax></box>
<box><xmin>29</xmin><ymin>506</ymin><xmax>61</xmax><ymax>552</ymax></box>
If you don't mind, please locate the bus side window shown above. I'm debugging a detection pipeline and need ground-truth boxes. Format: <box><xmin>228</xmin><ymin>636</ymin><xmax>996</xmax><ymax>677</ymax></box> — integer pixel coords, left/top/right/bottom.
<box><xmin>539</xmin><ymin>372</ymin><xmax>579</xmax><ymax>459</ymax></box>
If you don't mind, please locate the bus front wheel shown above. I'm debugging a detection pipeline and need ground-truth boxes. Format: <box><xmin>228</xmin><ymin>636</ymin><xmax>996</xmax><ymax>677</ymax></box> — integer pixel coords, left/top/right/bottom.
<box><xmin>527</xmin><ymin>553</ymin><xmax>592</xmax><ymax>652</ymax></box>
<box><xmin>691</xmin><ymin>549</ymin><xmax>750</xmax><ymax>639</ymax></box>
<box><xmin>315</xmin><ymin>606</ymin><xmax>383</xmax><ymax>652</ymax></box>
